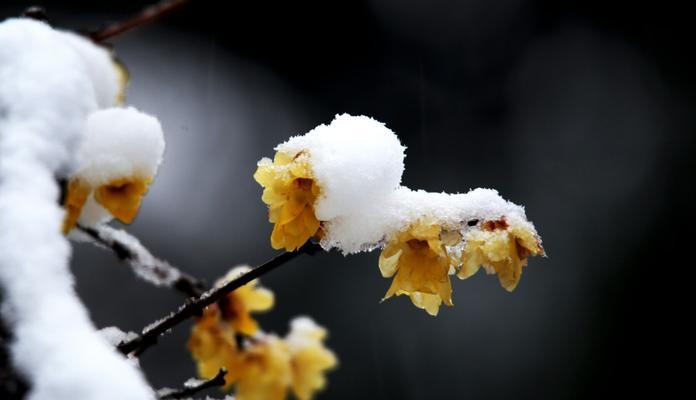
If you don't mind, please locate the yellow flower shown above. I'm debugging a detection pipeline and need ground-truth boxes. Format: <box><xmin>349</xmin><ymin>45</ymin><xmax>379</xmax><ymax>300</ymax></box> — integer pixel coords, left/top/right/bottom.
<box><xmin>236</xmin><ymin>336</ymin><xmax>293</xmax><ymax>400</ymax></box>
<box><xmin>216</xmin><ymin>266</ymin><xmax>274</xmax><ymax>336</ymax></box>
<box><xmin>62</xmin><ymin>176</ymin><xmax>153</xmax><ymax>233</ymax></box>
<box><xmin>62</xmin><ymin>178</ymin><xmax>91</xmax><ymax>234</ymax></box>
<box><xmin>286</xmin><ymin>318</ymin><xmax>337</xmax><ymax>400</ymax></box>
<box><xmin>189</xmin><ymin>267</ymin><xmax>274</xmax><ymax>387</ymax></box>
<box><xmin>457</xmin><ymin>219</ymin><xmax>545</xmax><ymax>291</ymax></box>
<box><xmin>379</xmin><ymin>221</ymin><xmax>454</xmax><ymax>316</ymax></box>
<box><xmin>188</xmin><ymin>306</ymin><xmax>242</xmax><ymax>388</ymax></box>
<box><xmin>254</xmin><ymin>151</ymin><xmax>321</xmax><ymax>251</ymax></box>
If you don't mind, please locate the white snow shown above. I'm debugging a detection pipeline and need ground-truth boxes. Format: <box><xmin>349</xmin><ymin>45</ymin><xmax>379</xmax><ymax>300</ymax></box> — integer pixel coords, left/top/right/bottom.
<box><xmin>277</xmin><ymin>113</ymin><xmax>406</xmax><ymax>222</ymax></box>
<box><xmin>262</xmin><ymin>114</ymin><xmax>540</xmax><ymax>254</ymax></box>
<box><xmin>71</xmin><ymin>107</ymin><xmax>165</xmax><ymax>227</ymax></box>
<box><xmin>99</xmin><ymin>326</ymin><xmax>139</xmax><ymax>346</ymax></box>
<box><xmin>75</xmin><ymin>107</ymin><xmax>165</xmax><ymax>187</ymax></box>
<box><xmin>79</xmin><ymin>224</ymin><xmax>181</xmax><ymax>287</ymax></box>
<box><xmin>321</xmin><ymin>186</ymin><xmax>535</xmax><ymax>253</ymax></box>
<box><xmin>0</xmin><ymin>18</ymin><xmax>154</xmax><ymax>400</ymax></box>
<box><xmin>285</xmin><ymin>316</ymin><xmax>326</xmax><ymax>349</ymax></box>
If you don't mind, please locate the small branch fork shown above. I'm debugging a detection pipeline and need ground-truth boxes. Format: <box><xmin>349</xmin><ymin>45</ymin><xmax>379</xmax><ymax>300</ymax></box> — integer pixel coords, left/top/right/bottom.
<box><xmin>157</xmin><ymin>368</ymin><xmax>227</xmax><ymax>399</ymax></box>
<box><xmin>117</xmin><ymin>242</ymin><xmax>322</xmax><ymax>356</ymax></box>
<box><xmin>89</xmin><ymin>0</ymin><xmax>191</xmax><ymax>43</ymax></box>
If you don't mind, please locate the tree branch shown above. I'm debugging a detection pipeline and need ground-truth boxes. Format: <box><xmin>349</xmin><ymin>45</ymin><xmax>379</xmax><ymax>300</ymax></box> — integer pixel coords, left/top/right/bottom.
<box><xmin>117</xmin><ymin>242</ymin><xmax>322</xmax><ymax>356</ymax></box>
<box><xmin>157</xmin><ymin>368</ymin><xmax>227</xmax><ymax>399</ymax></box>
<box><xmin>77</xmin><ymin>224</ymin><xmax>204</xmax><ymax>298</ymax></box>
<box><xmin>88</xmin><ymin>0</ymin><xmax>191</xmax><ymax>43</ymax></box>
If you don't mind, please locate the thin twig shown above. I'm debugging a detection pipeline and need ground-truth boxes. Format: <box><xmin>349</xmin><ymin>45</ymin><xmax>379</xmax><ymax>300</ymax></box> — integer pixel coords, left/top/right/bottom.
<box><xmin>117</xmin><ymin>242</ymin><xmax>322</xmax><ymax>356</ymax></box>
<box><xmin>157</xmin><ymin>368</ymin><xmax>227</xmax><ymax>399</ymax></box>
<box><xmin>77</xmin><ymin>224</ymin><xmax>204</xmax><ymax>298</ymax></box>
<box><xmin>89</xmin><ymin>0</ymin><xmax>191</xmax><ymax>43</ymax></box>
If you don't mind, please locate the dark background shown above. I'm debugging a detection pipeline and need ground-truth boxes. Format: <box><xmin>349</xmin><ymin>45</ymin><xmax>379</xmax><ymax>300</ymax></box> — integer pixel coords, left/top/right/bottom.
<box><xmin>1</xmin><ymin>1</ymin><xmax>693</xmax><ymax>398</ymax></box>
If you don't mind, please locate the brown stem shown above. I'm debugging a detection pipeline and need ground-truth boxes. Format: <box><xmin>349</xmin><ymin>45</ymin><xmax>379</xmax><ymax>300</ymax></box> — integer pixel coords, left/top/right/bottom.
<box><xmin>77</xmin><ymin>224</ymin><xmax>204</xmax><ymax>298</ymax></box>
<box><xmin>117</xmin><ymin>242</ymin><xmax>322</xmax><ymax>356</ymax></box>
<box><xmin>89</xmin><ymin>0</ymin><xmax>191</xmax><ymax>43</ymax></box>
<box><xmin>157</xmin><ymin>368</ymin><xmax>227</xmax><ymax>399</ymax></box>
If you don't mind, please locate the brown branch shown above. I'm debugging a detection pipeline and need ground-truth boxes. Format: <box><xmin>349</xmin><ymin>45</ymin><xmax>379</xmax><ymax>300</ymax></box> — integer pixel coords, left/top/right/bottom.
<box><xmin>117</xmin><ymin>242</ymin><xmax>322</xmax><ymax>356</ymax></box>
<box><xmin>77</xmin><ymin>224</ymin><xmax>204</xmax><ymax>298</ymax></box>
<box><xmin>157</xmin><ymin>368</ymin><xmax>227</xmax><ymax>399</ymax></box>
<box><xmin>88</xmin><ymin>0</ymin><xmax>191</xmax><ymax>43</ymax></box>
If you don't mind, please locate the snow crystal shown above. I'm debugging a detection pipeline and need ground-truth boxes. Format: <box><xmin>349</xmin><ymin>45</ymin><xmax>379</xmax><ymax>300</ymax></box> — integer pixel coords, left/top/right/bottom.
<box><xmin>276</xmin><ymin>113</ymin><xmax>406</xmax><ymax>221</ymax></box>
<box><xmin>0</xmin><ymin>18</ymin><xmax>154</xmax><ymax>400</ymax></box>
<box><xmin>99</xmin><ymin>326</ymin><xmax>139</xmax><ymax>346</ymax></box>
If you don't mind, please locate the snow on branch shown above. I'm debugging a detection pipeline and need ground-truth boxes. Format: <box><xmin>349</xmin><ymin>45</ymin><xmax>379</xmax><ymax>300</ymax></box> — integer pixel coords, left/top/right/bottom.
<box><xmin>156</xmin><ymin>368</ymin><xmax>227</xmax><ymax>400</ymax></box>
<box><xmin>0</xmin><ymin>19</ymin><xmax>154</xmax><ymax>400</ymax></box>
<box><xmin>118</xmin><ymin>242</ymin><xmax>322</xmax><ymax>356</ymax></box>
<box><xmin>76</xmin><ymin>224</ymin><xmax>204</xmax><ymax>298</ymax></box>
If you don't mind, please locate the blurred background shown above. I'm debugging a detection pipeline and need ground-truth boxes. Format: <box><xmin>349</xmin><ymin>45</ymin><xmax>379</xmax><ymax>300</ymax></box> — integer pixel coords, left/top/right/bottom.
<box><xmin>1</xmin><ymin>0</ymin><xmax>692</xmax><ymax>398</ymax></box>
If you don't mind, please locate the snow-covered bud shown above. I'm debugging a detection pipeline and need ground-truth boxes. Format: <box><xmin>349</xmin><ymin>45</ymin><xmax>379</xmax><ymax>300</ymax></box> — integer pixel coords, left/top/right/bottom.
<box><xmin>63</xmin><ymin>107</ymin><xmax>165</xmax><ymax>231</ymax></box>
<box><xmin>254</xmin><ymin>113</ymin><xmax>405</xmax><ymax>251</ymax></box>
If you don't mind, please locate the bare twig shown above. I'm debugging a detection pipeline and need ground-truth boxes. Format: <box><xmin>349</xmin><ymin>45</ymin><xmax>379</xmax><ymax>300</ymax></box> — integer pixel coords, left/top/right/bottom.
<box><xmin>157</xmin><ymin>368</ymin><xmax>227</xmax><ymax>399</ymax></box>
<box><xmin>89</xmin><ymin>0</ymin><xmax>191</xmax><ymax>43</ymax></box>
<box><xmin>117</xmin><ymin>242</ymin><xmax>322</xmax><ymax>356</ymax></box>
<box><xmin>77</xmin><ymin>224</ymin><xmax>204</xmax><ymax>298</ymax></box>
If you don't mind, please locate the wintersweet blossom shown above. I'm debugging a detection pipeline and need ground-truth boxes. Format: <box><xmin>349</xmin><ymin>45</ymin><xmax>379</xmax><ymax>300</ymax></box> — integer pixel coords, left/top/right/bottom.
<box><xmin>457</xmin><ymin>218</ymin><xmax>545</xmax><ymax>291</ymax></box>
<box><xmin>62</xmin><ymin>107</ymin><xmax>165</xmax><ymax>232</ymax></box>
<box><xmin>232</xmin><ymin>318</ymin><xmax>335</xmax><ymax>400</ymax></box>
<box><xmin>216</xmin><ymin>266</ymin><xmax>275</xmax><ymax>336</ymax></box>
<box><xmin>379</xmin><ymin>220</ymin><xmax>455</xmax><ymax>316</ymax></box>
<box><xmin>235</xmin><ymin>335</ymin><xmax>293</xmax><ymax>400</ymax></box>
<box><xmin>188</xmin><ymin>306</ymin><xmax>242</xmax><ymax>388</ymax></box>
<box><xmin>255</xmin><ymin>114</ymin><xmax>406</xmax><ymax>252</ymax></box>
<box><xmin>286</xmin><ymin>317</ymin><xmax>337</xmax><ymax>400</ymax></box>
<box><xmin>189</xmin><ymin>310</ymin><xmax>336</xmax><ymax>399</ymax></box>
<box><xmin>189</xmin><ymin>266</ymin><xmax>275</xmax><ymax>387</ymax></box>
<box><xmin>254</xmin><ymin>151</ymin><xmax>321</xmax><ymax>251</ymax></box>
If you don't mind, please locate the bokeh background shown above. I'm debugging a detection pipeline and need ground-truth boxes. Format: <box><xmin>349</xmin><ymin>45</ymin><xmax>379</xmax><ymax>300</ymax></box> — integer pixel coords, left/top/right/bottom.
<box><xmin>1</xmin><ymin>0</ymin><xmax>692</xmax><ymax>398</ymax></box>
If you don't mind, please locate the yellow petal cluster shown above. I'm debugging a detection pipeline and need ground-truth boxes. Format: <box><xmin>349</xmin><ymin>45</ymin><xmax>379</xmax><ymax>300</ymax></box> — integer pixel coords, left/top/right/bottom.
<box><xmin>232</xmin><ymin>326</ymin><xmax>336</xmax><ymax>400</ymax></box>
<box><xmin>235</xmin><ymin>336</ymin><xmax>293</xmax><ymax>400</ymax></box>
<box><xmin>457</xmin><ymin>219</ymin><xmax>545</xmax><ymax>292</ymax></box>
<box><xmin>287</xmin><ymin>320</ymin><xmax>338</xmax><ymax>400</ymax></box>
<box><xmin>379</xmin><ymin>221</ymin><xmax>454</xmax><ymax>316</ymax></box>
<box><xmin>253</xmin><ymin>151</ymin><xmax>321</xmax><ymax>251</ymax></box>
<box><xmin>62</xmin><ymin>175</ymin><xmax>153</xmax><ymax>233</ymax></box>
<box><xmin>216</xmin><ymin>267</ymin><xmax>275</xmax><ymax>336</ymax></box>
<box><xmin>189</xmin><ymin>270</ymin><xmax>274</xmax><ymax>388</ymax></box>
<box><xmin>379</xmin><ymin>218</ymin><xmax>544</xmax><ymax>315</ymax></box>
<box><xmin>188</xmin><ymin>271</ymin><xmax>335</xmax><ymax>400</ymax></box>
<box><xmin>188</xmin><ymin>306</ymin><xmax>242</xmax><ymax>388</ymax></box>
